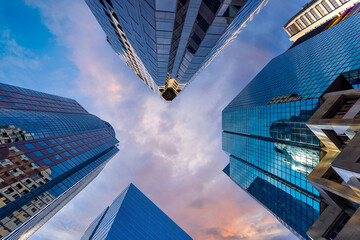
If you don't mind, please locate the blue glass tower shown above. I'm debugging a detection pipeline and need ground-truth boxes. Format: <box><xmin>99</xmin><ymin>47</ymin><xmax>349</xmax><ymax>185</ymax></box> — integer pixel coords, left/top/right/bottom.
<box><xmin>222</xmin><ymin>13</ymin><xmax>360</xmax><ymax>240</ymax></box>
<box><xmin>0</xmin><ymin>83</ymin><xmax>119</xmax><ymax>239</ymax></box>
<box><xmin>81</xmin><ymin>183</ymin><xmax>192</xmax><ymax>240</ymax></box>
<box><xmin>85</xmin><ymin>0</ymin><xmax>268</xmax><ymax>100</ymax></box>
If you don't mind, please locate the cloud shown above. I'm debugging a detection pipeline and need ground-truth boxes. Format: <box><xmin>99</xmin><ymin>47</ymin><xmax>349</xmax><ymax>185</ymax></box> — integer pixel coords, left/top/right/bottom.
<box><xmin>22</xmin><ymin>0</ymin><xmax>300</xmax><ymax>240</ymax></box>
<box><xmin>0</xmin><ymin>30</ymin><xmax>40</xmax><ymax>70</ymax></box>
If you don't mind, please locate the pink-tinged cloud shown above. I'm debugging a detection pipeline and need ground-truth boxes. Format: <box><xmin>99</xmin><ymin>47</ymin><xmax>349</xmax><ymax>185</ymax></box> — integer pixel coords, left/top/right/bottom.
<box><xmin>23</xmin><ymin>0</ymin><xmax>305</xmax><ymax>240</ymax></box>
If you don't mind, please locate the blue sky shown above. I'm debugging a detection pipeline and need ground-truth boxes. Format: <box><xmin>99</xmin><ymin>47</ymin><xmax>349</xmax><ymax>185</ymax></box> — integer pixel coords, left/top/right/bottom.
<box><xmin>0</xmin><ymin>0</ymin><xmax>309</xmax><ymax>239</ymax></box>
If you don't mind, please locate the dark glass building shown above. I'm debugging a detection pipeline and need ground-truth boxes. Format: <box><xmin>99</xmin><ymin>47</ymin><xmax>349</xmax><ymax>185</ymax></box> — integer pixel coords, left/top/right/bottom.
<box><xmin>81</xmin><ymin>183</ymin><xmax>192</xmax><ymax>240</ymax></box>
<box><xmin>0</xmin><ymin>83</ymin><xmax>119</xmax><ymax>239</ymax></box>
<box><xmin>222</xmin><ymin>11</ymin><xmax>360</xmax><ymax>240</ymax></box>
<box><xmin>85</xmin><ymin>0</ymin><xmax>268</xmax><ymax>100</ymax></box>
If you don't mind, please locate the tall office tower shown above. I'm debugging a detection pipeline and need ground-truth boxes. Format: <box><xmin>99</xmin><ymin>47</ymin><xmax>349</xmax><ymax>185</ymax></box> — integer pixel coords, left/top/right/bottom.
<box><xmin>0</xmin><ymin>83</ymin><xmax>119</xmax><ymax>240</ymax></box>
<box><xmin>81</xmin><ymin>183</ymin><xmax>192</xmax><ymax>240</ymax></box>
<box><xmin>85</xmin><ymin>0</ymin><xmax>268</xmax><ymax>101</ymax></box>
<box><xmin>222</xmin><ymin>8</ymin><xmax>360</xmax><ymax>240</ymax></box>
<box><xmin>284</xmin><ymin>0</ymin><xmax>360</xmax><ymax>42</ymax></box>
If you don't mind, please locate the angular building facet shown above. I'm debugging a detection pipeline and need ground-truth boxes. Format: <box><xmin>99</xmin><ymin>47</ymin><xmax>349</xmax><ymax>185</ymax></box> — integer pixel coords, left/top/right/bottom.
<box><xmin>81</xmin><ymin>183</ymin><xmax>192</xmax><ymax>240</ymax></box>
<box><xmin>85</xmin><ymin>0</ymin><xmax>268</xmax><ymax>100</ymax></box>
<box><xmin>222</xmin><ymin>10</ymin><xmax>360</xmax><ymax>240</ymax></box>
<box><xmin>0</xmin><ymin>83</ymin><xmax>119</xmax><ymax>239</ymax></box>
<box><xmin>284</xmin><ymin>0</ymin><xmax>360</xmax><ymax>42</ymax></box>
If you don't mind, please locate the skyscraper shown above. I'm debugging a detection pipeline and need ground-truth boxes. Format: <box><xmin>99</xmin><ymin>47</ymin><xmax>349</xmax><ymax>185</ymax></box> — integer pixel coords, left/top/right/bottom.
<box><xmin>0</xmin><ymin>83</ymin><xmax>119</xmax><ymax>240</ymax></box>
<box><xmin>222</xmin><ymin>9</ymin><xmax>360</xmax><ymax>240</ymax></box>
<box><xmin>81</xmin><ymin>183</ymin><xmax>192</xmax><ymax>240</ymax></box>
<box><xmin>85</xmin><ymin>0</ymin><xmax>268</xmax><ymax>100</ymax></box>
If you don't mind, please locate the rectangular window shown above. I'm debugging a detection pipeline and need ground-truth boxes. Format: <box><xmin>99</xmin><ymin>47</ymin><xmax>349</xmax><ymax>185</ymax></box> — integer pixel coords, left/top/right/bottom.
<box><xmin>300</xmin><ymin>16</ymin><xmax>310</xmax><ymax>26</ymax></box>
<box><xmin>54</xmin><ymin>154</ymin><xmax>62</xmax><ymax>160</ymax></box>
<box><xmin>305</xmin><ymin>13</ymin><xmax>315</xmax><ymax>23</ymax></box>
<box><xmin>316</xmin><ymin>4</ymin><xmax>327</xmax><ymax>16</ymax></box>
<box><xmin>64</xmin><ymin>152</ymin><xmax>71</xmax><ymax>157</ymax></box>
<box><xmin>49</xmin><ymin>139</ymin><xmax>56</xmax><ymax>144</ymax></box>
<box><xmin>296</xmin><ymin>19</ymin><xmax>305</xmax><ymax>29</ymax></box>
<box><xmin>38</xmin><ymin>141</ymin><xmax>47</xmax><ymax>146</ymax></box>
<box><xmin>25</xmin><ymin>143</ymin><xmax>35</xmax><ymax>149</ymax></box>
<box><xmin>56</xmin><ymin>146</ymin><xmax>64</xmax><ymax>150</ymax></box>
<box><xmin>71</xmin><ymin>149</ymin><xmax>77</xmax><ymax>153</ymax></box>
<box><xmin>203</xmin><ymin>0</ymin><xmax>221</xmax><ymax>14</ymax></box>
<box><xmin>42</xmin><ymin>158</ymin><xmax>52</xmax><ymax>164</ymax></box>
<box><xmin>310</xmin><ymin>9</ymin><xmax>320</xmax><ymax>20</ymax></box>
<box><xmin>33</xmin><ymin>151</ymin><xmax>44</xmax><ymax>157</ymax></box>
<box><xmin>329</xmin><ymin>0</ymin><xmax>340</xmax><ymax>8</ymax></box>
<box><xmin>46</xmin><ymin>148</ymin><xmax>55</xmax><ymax>153</ymax></box>
<box><xmin>196</xmin><ymin>14</ymin><xmax>210</xmax><ymax>32</ymax></box>
<box><xmin>321</xmin><ymin>1</ymin><xmax>333</xmax><ymax>12</ymax></box>
<box><xmin>58</xmin><ymin>138</ymin><xmax>65</xmax><ymax>142</ymax></box>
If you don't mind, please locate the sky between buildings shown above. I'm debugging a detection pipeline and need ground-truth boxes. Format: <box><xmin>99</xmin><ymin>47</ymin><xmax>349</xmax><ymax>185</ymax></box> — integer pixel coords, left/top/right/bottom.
<box><xmin>0</xmin><ymin>0</ymin><xmax>309</xmax><ymax>239</ymax></box>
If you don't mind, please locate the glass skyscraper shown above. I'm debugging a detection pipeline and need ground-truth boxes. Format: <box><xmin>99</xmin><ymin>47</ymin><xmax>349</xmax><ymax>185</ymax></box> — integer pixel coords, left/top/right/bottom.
<box><xmin>0</xmin><ymin>83</ymin><xmax>119</xmax><ymax>240</ymax></box>
<box><xmin>222</xmin><ymin>11</ymin><xmax>360</xmax><ymax>240</ymax></box>
<box><xmin>81</xmin><ymin>183</ymin><xmax>192</xmax><ymax>240</ymax></box>
<box><xmin>85</xmin><ymin>0</ymin><xmax>268</xmax><ymax>100</ymax></box>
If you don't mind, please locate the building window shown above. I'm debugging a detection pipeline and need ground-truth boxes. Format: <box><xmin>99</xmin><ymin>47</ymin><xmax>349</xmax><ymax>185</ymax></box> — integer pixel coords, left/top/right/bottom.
<box><xmin>46</xmin><ymin>148</ymin><xmax>55</xmax><ymax>153</ymax></box>
<box><xmin>54</xmin><ymin>154</ymin><xmax>62</xmax><ymax>160</ymax></box>
<box><xmin>310</xmin><ymin>9</ymin><xmax>321</xmax><ymax>20</ymax></box>
<box><xmin>105</xmin><ymin>0</ymin><xmax>113</xmax><ymax>8</ymax></box>
<box><xmin>42</xmin><ymin>158</ymin><xmax>52</xmax><ymax>164</ymax></box>
<box><xmin>99</xmin><ymin>0</ymin><xmax>105</xmax><ymax>7</ymax></box>
<box><xmin>203</xmin><ymin>0</ymin><xmax>221</xmax><ymax>14</ymax></box>
<box><xmin>33</xmin><ymin>151</ymin><xmax>44</xmax><ymax>157</ymax></box>
<box><xmin>305</xmin><ymin>13</ymin><xmax>315</xmax><ymax>23</ymax></box>
<box><xmin>323</xmin><ymin>96</ymin><xmax>359</xmax><ymax>119</ymax></box>
<box><xmin>38</xmin><ymin>141</ymin><xmax>47</xmax><ymax>146</ymax></box>
<box><xmin>196</xmin><ymin>14</ymin><xmax>210</xmax><ymax>32</ymax></box>
<box><xmin>316</xmin><ymin>4</ymin><xmax>327</xmax><ymax>16</ymax></box>
<box><xmin>321</xmin><ymin>1</ymin><xmax>333</xmax><ymax>12</ymax></box>
<box><xmin>296</xmin><ymin>19</ymin><xmax>305</xmax><ymax>29</ymax></box>
<box><xmin>56</xmin><ymin>146</ymin><xmax>64</xmax><ymax>150</ymax></box>
<box><xmin>329</xmin><ymin>0</ymin><xmax>340</xmax><ymax>8</ymax></box>
<box><xmin>323</xmin><ymin>129</ymin><xmax>350</xmax><ymax>149</ymax></box>
<box><xmin>300</xmin><ymin>16</ymin><xmax>310</xmax><ymax>27</ymax></box>
<box><xmin>13</xmin><ymin>219</ymin><xmax>21</xmax><ymax>225</ymax></box>
<box><xmin>25</xmin><ymin>143</ymin><xmax>35</xmax><ymax>149</ymax></box>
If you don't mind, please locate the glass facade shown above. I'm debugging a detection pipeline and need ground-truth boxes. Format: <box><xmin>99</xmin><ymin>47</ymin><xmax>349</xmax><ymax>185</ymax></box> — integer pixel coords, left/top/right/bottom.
<box><xmin>222</xmin><ymin>14</ymin><xmax>360</xmax><ymax>240</ymax></box>
<box><xmin>0</xmin><ymin>83</ymin><xmax>119</xmax><ymax>239</ymax></box>
<box><xmin>81</xmin><ymin>183</ymin><xmax>192</xmax><ymax>240</ymax></box>
<box><xmin>85</xmin><ymin>0</ymin><xmax>268</xmax><ymax>100</ymax></box>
